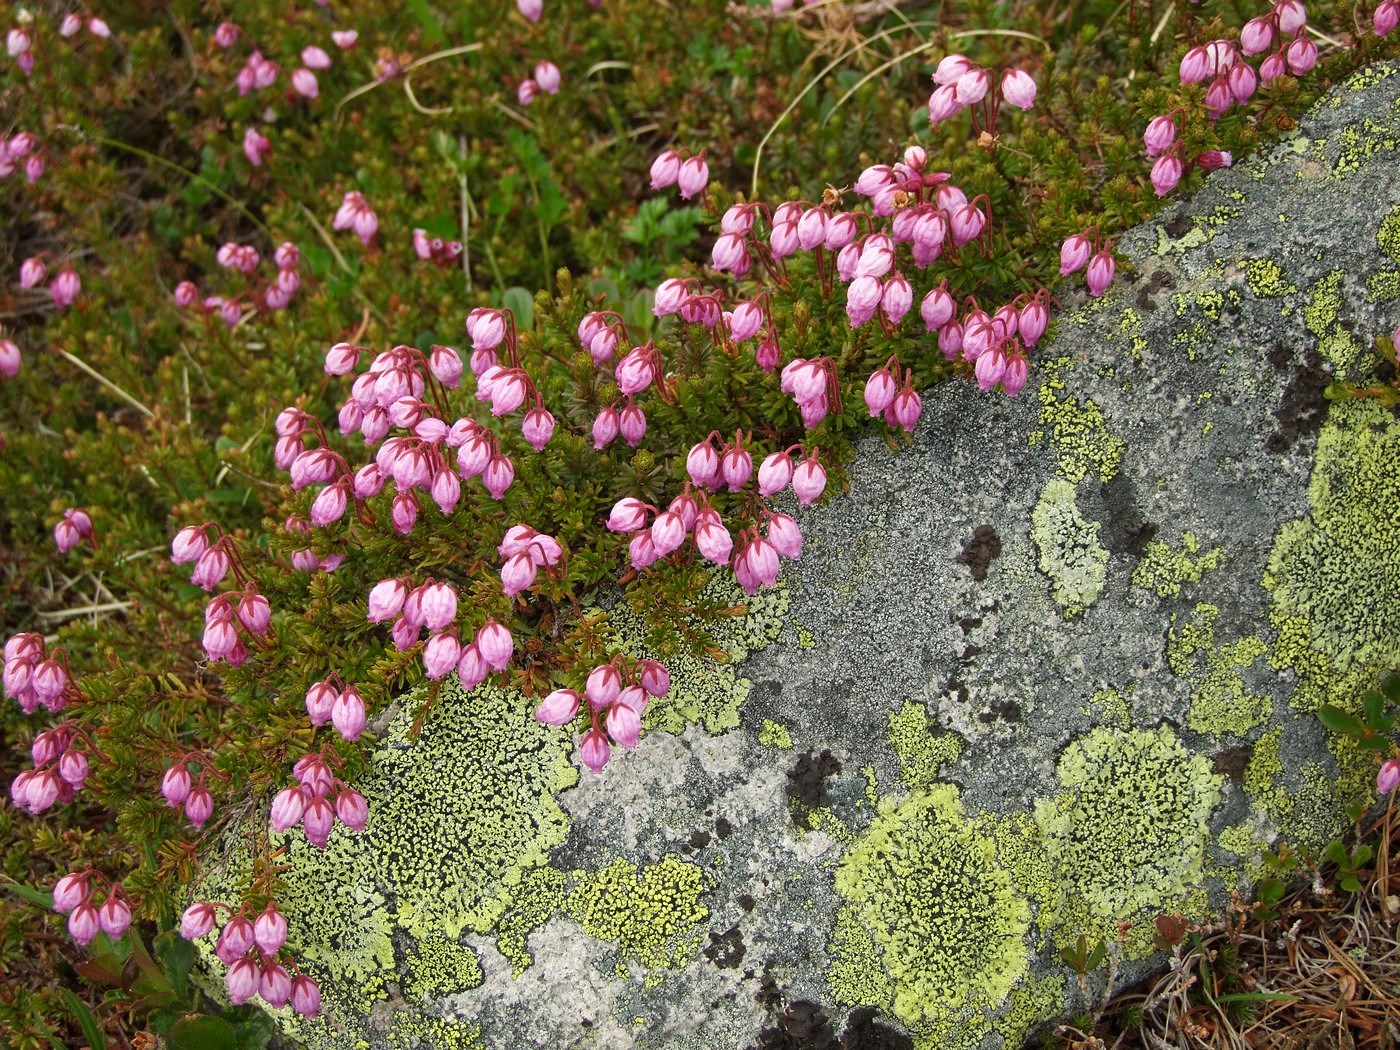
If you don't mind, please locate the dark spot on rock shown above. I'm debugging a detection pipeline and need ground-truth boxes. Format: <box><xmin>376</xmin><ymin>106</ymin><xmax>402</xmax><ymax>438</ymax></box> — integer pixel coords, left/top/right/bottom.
<box><xmin>841</xmin><ymin>1007</ymin><xmax>915</xmax><ymax>1050</ymax></box>
<box><xmin>751</xmin><ymin>1000</ymin><xmax>839</xmax><ymax>1050</ymax></box>
<box><xmin>955</xmin><ymin>524</ymin><xmax>1002</xmax><ymax>581</ymax></box>
<box><xmin>580</xmin><ymin>1017</ymin><xmax>593</xmax><ymax>1028</ymax></box>
<box><xmin>756</xmin><ymin>973</ymin><xmax>784</xmax><ymax>1009</ymax></box>
<box><xmin>703</xmin><ymin>925</ymin><xmax>747</xmax><ymax>969</ymax></box>
<box><xmin>786</xmin><ymin>749</ymin><xmax>842</xmax><ymax>829</ymax></box>
<box><xmin>738</xmin><ymin>892</ymin><xmax>756</xmax><ymax>912</ymax></box>
<box><xmin>958</xmin><ymin>616</ymin><xmax>982</xmax><ymax>634</ymax></box>
<box><xmin>689</xmin><ymin>829</ymin><xmax>712</xmax><ymax>850</ymax></box>
<box><xmin>1267</xmin><ymin>349</ymin><xmax>1330</xmax><ymax>454</ymax></box>
<box><xmin>715</xmin><ymin>816</ymin><xmax>733</xmax><ymax>839</ymax></box>
<box><xmin>1164</xmin><ymin>211</ymin><xmax>1192</xmax><ymax>239</ymax></box>
<box><xmin>943</xmin><ymin>677</ymin><xmax>970</xmax><ymax>705</ymax></box>
<box><xmin>976</xmin><ymin>700</ymin><xmax>1023</xmax><ymax>724</ymax></box>
<box><xmin>1267</xmin><ymin>341</ymin><xmax>1291</xmax><ymax>371</ymax></box>
<box><xmin>1082</xmin><ymin>473</ymin><xmax>1157</xmax><ymax>556</ymax></box>
<box><xmin>960</xmin><ymin>644</ymin><xmax>981</xmax><ymax>664</ymax></box>
<box><xmin>1212</xmin><ymin>745</ymin><xmax>1254</xmax><ymax>784</ymax></box>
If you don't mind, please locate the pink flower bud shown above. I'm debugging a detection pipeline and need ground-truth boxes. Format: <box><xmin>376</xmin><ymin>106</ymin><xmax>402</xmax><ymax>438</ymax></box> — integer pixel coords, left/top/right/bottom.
<box><xmin>1376</xmin><ymin>0</ymin><xmax>1399</xmax><ymax>35</ymax></box>
<box><xmin>214</xmin><ymin>21</ymin><xmax>238</xmax><ymax>48</ymax></box>
<box><xmin>756</xmin><ymin>452</ymin><xmax>791</xmax><ymax>496</ymax></box>
<box><xmin>767</xmin><ymin>514</ymin><xmax>803</xmax><ymax>559</ymax></box>
<box><xmin>721</xmin><ymin>445</ymin><xmax>753</xmax><ymax>492</ymax></box>
<box><xmin>535</xmin><ymin>60</ymin><xmax>561</xmax><ymax>93</ymax></box>
<box><xmin>332</xmin><ymin>687</ymin><xmax>366</xmax><ymax>741</ymax></box>
<box><xmin>649</xmin><ymin>509</ymin><xmax>686</xmax><ymax>556</ymax></box>
<box><xmin>1285</xmin><ymin>36</ymin><xmax>1317</xmax><ymax>75</ymax></box>
<box><xmin>501</xmin><ymin>550</ymin><xmax>539</xmax><ymax>598</ymax></box>
<box><xmin>0</xmin><ymin>338</ymin><xmax>21</xmax><ymax>378</ymax></box>
<box><xmin>650</xmin><ymin>149</ymin><xmax>681</xmax><ymax>190</ymax></box>
<box><xmin>260</xmin><ymin>962</ymin><xmax>292</xmax><ymax>1008</ymax></box>
<box><xmin>607</xmin><ymin>497</ymin><xmax>649</xmax><ymax>533</ymax></box>
<box><xmin>792</xmin><ymin>459</ymin><xmax>827</xmax><ymax>506</ymax></box>
<box><xmin>865</xmin><ymin>368</ymin><xmax>897</xmax><ymax>416</ymax></box>
<box><xmin>592</xmin><ymin>406</ymin><xmax>620</xmax><ymax>449</ymax></box>
<box><xmin>1259</xmin><ymin>51</ymin><xmax>1287</xmax><ymax>84</ymax></box>
<box><xmin>294</xmin><ymin>755</ymin><xmax>334</xmax><ymax>796</ymax></box>
<box><xmin>579</xmin><ymin>728</ymin><xmax>610</xmax><ymax>773</ymax></box>
<box><xmin>253</xmin><ymin>906</ymin><xmax>288</xmax><ymax>954</ymax></box>
<box><xmin>419</xmin><ymin>583</ymin><xmax>458</xmax><ymax>632</ymax></box>
<box><xmin>677</xmin><ymin>152</ymin><xmax>709</xmax><ymax>199</ymax></box>
<box><xmin>98</xmin><ymin>896</ymin><xmax>131</xmax><ymax>939</ymax></box>
<box><xmin>1379</xmin><ymin>758</ymin><xmax>1400</xmax><ymax>795</ymax></box>
<box><xmin>1143</xmin><ymin>115</ymin><xmax>1177</xmax><ymax>157</ymax></box>
<box><xmin>477</xmin><ymin>621</ymin><xmax>514</xmax><ymax>671</ymax></box>
<box><xmin>68</xmin><ymin>904</ymin><xmax>101</xmax><ymax>946</ymax></box>
<box><xmin>19</xmin><ymin>256</ymin><xmax>45</xmax><ymax>289</ymax></box>
<box><xmin>1179</xmin><ymin>45</ymin><xmax>1210</xmax><ymax>83</ymax></box>
<box><xmin>955</xmin><ymin>67</ymin><xmax>989</xmax><ymax>104</ymax></box>
<box><xmin>271</xmin><ymin>785</ymin><xmax>307</xmax><ymax>832</ymax></box>
<box><xmin>242</xmin><ymin>127</ymin><xmax>271</xmax><ymax>167</ymax></box>
<box><xmin>184</xmin><ymin>786</ymin><xmax>213</xmax><ymax>828</ymax></box>
<box><xmin>1000</xmin><ymin>68</ymin><xmax>1036</xmax><ymax>109</ymax></box>
<box><xmin>927</xmin><ymin>82</ymin><xmax>962</xmax><ymax>123</ymax></box>
<box><xmin>53</xmin><ymin>873</ymin><xmax>88</xmax><ymax>913</ymax></box>
<box><xmin>881</xmin><ymin>274</ymin><xmax>913</xmax><ymax>325</ymax></box>
<box><xmin>695</xmin><ymin>516</ymin><xmax>733</xmax><ymax>565</ymax></box>
<box><xmin>292</xmin><ymin>68</ymin><xmax>319</xmax><ymax>98</ymax></box>
<box><xmin>1275</xmin><ymin>0</ymin><xmax>1307</xmax><ymax>35</ymax></box>
<box><xmin>1228</xmin><ymin>62</ymin><xmax>1257</xmax><ymax>104</ymax></box>
<box><xmin>162</xmin><ymin>764</ymin><xmax>191</xmax><ymax>807</ymax></box>
<box><xmin>536</xmin><ymin>689</ymin><xmax>581</xmax><ymax>725</ymax></box>
<box><xmin>456</xmin><ymin>642</ymin><xmax>489</xmax><ymax>689</ymax></box>
<box><xmin>217</xmin><ymin>916</ymin><xmax>255</xmax><ymax>963</ymax></box>
<box><xmin>933</xmin><ymin>52</ymin><xmax>973</xmax><ymax>84</ymax></box>
<box><xmin>1151</xmin><ymin>154</ymin><xmax>1183</xmax><ymax>197</ymax></box>
<box><xmin>521</xmin><ymin>406</ymin><xmax>555</xmax><ymax>451</ymax></box>
<box><xmin>190</xmin><ymin>546</ymin><xmax>230</xmax><ymax>590</ymax></box>
<box><xmin>291</xmin><ymin>975</ymin><xmax>322</xmax><ymax>1017</ymax></box>
<box><xmin>483</xmin><ymin>453</ymin><xmax>515</xmax><ymax>499</ymax></box>
<box><xmin>391</xmin><ymin>492</ymin><xmax>419</xmax><ymax>534</ymax></box>
<box><xmin>889</xmin><ymin>384</ymin><xmax>923</xmax><ymax>433</ymax></box>
<box><xmin>304</xmin><ymin>798</ymin><xmax>335</xmax><ymax>848</ymax></box>
<box><xmin>181</xmin><ymin>902</ymin><xmax>216</xmax><ymax>939</ymax></box>
<box><xmin>845</xmin><ymin>275</ymin><xmax>882</xmax><ymax>329</ymax></box>
<box><xmin>50</xmin><ymin>267</ymin><xmax>81</xmax><ymax>309</ymax></box>
<box><xmin>1085</xmin><ymin>250</ymin><xmax>1116</xmax><ymax>297</ymax></box>
<box><xmin>1241</xmin><ymin>17</ymin><xmax>1274</xmax><ymax>55</ymax></box>
<box><xmin>305</xmin><ymin>680</ymin><xmax>338</xmax><ymax>725</ymax></box>
<box><xmin>226</xmin><ymin>957</ymin><xmax>259</xmax><ymax>1004</ymax></box>
<box><xmin>586</xmin><ymin>664</ymin><xmax>622</xmax><ymax>710</ymax></box>
<box><xmin>336</xmin><ymin>788</ymin><xmax>368</xmax><ymax>831</ymax></box>
<box><xmin>619</xmin><ymin>404</ymin><xmax>647</xmax><ymax>447</ymax></box>
<box><xmin>59</xmin><ymin>749</ymin><xmax>88</xmax><ymax>787</ymax></box>
<box><xmin>606</xmin><ymin>703</ymin><xmax>641</xmax><ymax>748</ymax></box>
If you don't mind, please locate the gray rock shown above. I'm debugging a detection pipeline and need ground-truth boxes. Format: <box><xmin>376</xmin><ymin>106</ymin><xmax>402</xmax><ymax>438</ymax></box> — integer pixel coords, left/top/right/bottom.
<box><xmin>197</xmin><ymin>62</ymin><xmax>1400</xmax><ymax>1050</ymax></box>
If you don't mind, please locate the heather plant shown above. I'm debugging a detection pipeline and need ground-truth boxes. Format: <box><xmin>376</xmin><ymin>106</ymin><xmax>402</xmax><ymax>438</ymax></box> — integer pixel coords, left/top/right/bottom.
<box><xmin>1</xmin><ymin>0</ymin><xmax>1397</xmax><ymax>1045</ymax></box>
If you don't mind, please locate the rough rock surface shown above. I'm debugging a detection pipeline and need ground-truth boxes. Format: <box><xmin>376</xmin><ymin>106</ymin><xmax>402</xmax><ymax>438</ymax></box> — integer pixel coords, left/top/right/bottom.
<box><xmin>199</xmin><ymin>64</ymin><xmax>1400</xmax><ymax>1050</ymax></box>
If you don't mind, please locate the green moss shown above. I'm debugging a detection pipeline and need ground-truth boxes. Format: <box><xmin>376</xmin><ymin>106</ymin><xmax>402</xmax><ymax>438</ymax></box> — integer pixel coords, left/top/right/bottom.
<box><xmin>402</xmin><ymin>935</ymin><xmax>485</xmax><ymax>1002</ymax></box>
<box><xmin>1032</xmin><ymin>357</ymin><xmax>1125</xmax><ymax>484</ymax></box>
<box><xmin>1265</xmin><ymin>398</ymin><xmax>1400</xmax><ymax>672</ymax></box>
<box><xmin>494</xmin><ymin>866</ymin><xmax>568</xmax><ymax>978</ymax></box>
<box><xmin>566</xmin><ymin>855</ymin><xmax>708</xmax><ymax>971</ymax></box>
<box><xmin>1167</xmin><ymin>604</ymin><xmax>1271</xmax><ymax>737</ymax></box>
<box><xmin>1030</xmin><ymin>477</ymin><xmax>1109</xmax><ymax>617</ymax></box>
<box><xmin>1244</xmin><ymin>259</ymin><xmax>1293</xmax><ymax>299</ymax></box>
<box><xmin>613</xmin><ymin>572</ymin><xmax>788</xmax><ymax>735</ymax></box>
<box><xmin>829</xmin><ymin>786</ymin><xmax>1030</xmax><ymax>1044</ymax></box>
<box><xmin>759</xmin><ymin>719</ymin><xmax>793</xmax><ymax>749</ymax></box>
<box><xmin>1034</xmin><ymin>725</ymin><xmax>1223</xmax><ymax>931</ymax></box>
<box><xmin>1132</xmin><ymin>531</ymin><xmax>1223</xmax><ymax>599</ymax></box>
<box><xmin>888</xmin><ymin>700</ymin><xmax>962</xmax><ymax>790</ymax></box>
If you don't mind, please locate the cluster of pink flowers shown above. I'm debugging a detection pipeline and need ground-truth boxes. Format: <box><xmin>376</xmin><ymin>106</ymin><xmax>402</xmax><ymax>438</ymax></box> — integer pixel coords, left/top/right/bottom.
<box><xmin>51</xmin><ymin>873</ymin><xmax>129</xmax><ymax>947</ymax></box>
<box><xmin>499</xmin><ymin>524</ymin><xmax>565</xmax><ymax>598</ymax></box>
<box><xmin>413</xmin><ymin>228</ymin><xmax>464</xmax><ymax>267</ymax></box>
<box><xmin>365</xmin><ymin>575</ymin><xmax>516</xmax><ymax>686</ymax></box>
<box><xmin>0</xmin><ymin>130</ymin><xmax>45</xmax><ymax>184</ymax></box>
<box><xmin>862</xmin><ymin>356</ymin><xmax>925</xmax><ymax>433</ymax></box>
<box><xmin>1059</xmin><ymin>230</ymin><xmax>1117</xmax><ymax>299</ymax></box>
<box><xmin>19</xmin><ymin>249</ymin><xmax>83</xmax><ymax>310</ymax></box>
<box><xmin>927</xmin><ymin>54</ymin><xmax>1037</xmax><ymax>130</ymax></box>
<box><xmin>332</xmin><ymin>191</ymin><xmax>380</xmax><ymax>246</ymax></box>
<box><xmin>650</xmin><ymin>148</ymin><xmax>710</xmax><ymax>200</ymax></box>
<box><xmin>1181</xmin><ymin>1</ymin><xmax>1316</xmax><ymax>122</ymax></box>
<box><xmin>6</xmin><ymin>13</ymin><xmax>108</xmax><ymax>75</ymax></box>
<box><xmin>3</xmin><ymin>633</ymin><xmax>75</xmax><ymax>715</ymax></box>
<box><xmin>270</xmin><ymin>751</ymin><xmax>367</xmax><ymax>845</ymax></box>
<box><xmin>534</xmin><ymin>657</ymin><xmax>671</xmax><ymax>772</ymax></box>
<box><xmin>780</xmin><ymin>356</ymin><xmax>843</xmax><ymax>428</ymax></box>
<box><xmin>11</xmin><ymin>723</ymin><xmax>90</xmax><ymax>814</ymax></box>
<box><xmin>180</xmin><ymin>901</ymin><xmax>321</xmax><ymax>1015</ymax></box>
<box><xmin>1142</xmin><ymin>113</ymin><xmax>1234</xmax><ymax>197</ymax></box>
<box><xmin>52</xmin><ymin>507</ymin><xmax>94</xmax><ymax>554</ymax></box>
<box><xmin>160</xmin><ymin>760</ymin><xmax>216</xmax><ymax>828</ymax></box>
<box><xmin>174</xmin><ymin>240</ymin><xmax>303</xmax><ymax>323</ymax></box>
<box><xmin>517</xmin><ymin>60</ymin><xmax>561</xmax><ymax>105</ymax></box>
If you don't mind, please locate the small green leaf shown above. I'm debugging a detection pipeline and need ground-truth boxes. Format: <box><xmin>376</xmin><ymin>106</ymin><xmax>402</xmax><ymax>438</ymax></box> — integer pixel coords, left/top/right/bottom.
<box><xmin>168</xmin><ymin>1016</ymin><xmax>238</xmax><ymax>1050</ymax></box>
<box><xmin>1341</xmin><ymin>875</ymin><xmax>1360</xmax><ymax>892</ymax></box>
<box><xmin>155</xmin><ymin>933</ymin><xmax>197</xmax><ymax>999</ymax></box>
<box><xmin>1</xmin><ymin>877</ymin><xmax>54</xmax><ymax>909</ymax></box>
<box><xmin>502</xmin><ymin>287</ymin><xmax>535</xmax><ymax>332</ymax></box>
<box><xmin>57</xmin><ymin>989</ymin><xmax>106</xmax><ymax>1050</ymax></box>
<box><xmin>1323</xmin><ymin>840</ymin><xmax>1348</xmax><ymax>865</ymax></box>
<box><xmin>1317</xmin><ymin>704</ymin><xmax>1364</xmax><ymax>735</ymax></box>
<box><xmin>1363</xmin><ymin>690</ymin><xmax>1386</xmax><ymax>728</ymax></box>
<box><xmin>587</xmin><ymin>277</ymin><xmax>620</xmax><ymax>305</ymax></box>
<box><xmin>1351</xmin><ymin>845</ymin><xmax>1374</xmax><ymax>866</ymax></box>
<box><xmin>302</xmin><ymin>244</ymin><xmax>332</xmax><ymax>279</ymax></box>
<box><xmin>1382</xmin><ymin>672</ymin><xmax>1400</xmax><ymax>703</ymax></box>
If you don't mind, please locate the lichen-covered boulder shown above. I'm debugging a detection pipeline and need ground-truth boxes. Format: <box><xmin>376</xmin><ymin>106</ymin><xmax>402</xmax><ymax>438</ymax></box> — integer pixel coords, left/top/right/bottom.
<box><xmin>199</xmin><ymin>63</ymin><xmax>1400</xmax><ymax>1050</ymax></box>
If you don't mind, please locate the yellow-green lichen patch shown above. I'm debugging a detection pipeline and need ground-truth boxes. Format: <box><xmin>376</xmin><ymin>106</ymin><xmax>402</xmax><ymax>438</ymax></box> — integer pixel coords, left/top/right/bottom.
<box><xmin>1381</xmin><ymin>204</ymin><xmax>1400</xmax><ymax>264</ymax></box>
<box><xmin>612</xmin><ymin>572</ymin><xmax>788</xmax><ymax>735</ymax></box>
<box><xmin>827</xmin><ymin>902</ymin><xmax>894</xmax><ymax>1010</ymax></box>
<box><xmin>984</xmin><ymin>812</ymin><xmax>1060</xmax><ymax>921</ymax></box>
<box><xmin>1030</xmin><ymin>478</ymin><xmax>1109</xmax><ymax>617</ymax></box>
<box><xmin>1196</xmin><ymin>289</ymin><xmax>1225</xmax><ymax>322</ymax></box>
<box><xmin>1331</xmin><ymin>119</ymin><xmax>1398</xmax><ymax>179</ymax></box>
<box><xmin>1216</xmin><ymin>822</ymin><xmax>1270</xmax><ymax>880</ymax></box>
<box><xmin>493</xmin><ymin>866</ymin><xmax>567</xmax><ymax>978</ymax></box>
<box><xmin>1132</xmin><ymin>531</ymin><xmax>1223</xmax><ymax>599</ymax></box>
<box><xmin>1085</xmin><ymin>687</ymin><xmax>1132</xmax><ymax>727</ymax></box>
<box><xmin>386</xmin><ymin>1014</ymin><xmax>483</xmax><ymax>1050</ymax></box>
<box><xmin>367</xmin><ymin>680</ymin><xmax>578</xmax><ymax>941</ymax></box>
<box><xmin>830</xmin><ymin>785</ymin><xmax>1031</xmax><ymax>1046</ymax></box>
<box><xmin>1264</xmin><ymin>398</ymin><xmax>1400</xmax><ymax>672</ymax></box>
<box><xmin>1034</xmin><ymin>726</ymin><xmax>1224</xmax><ymax>934</ymax></box>
<box><xmin>1244</xmin><ymin>259</ymin><xmax>1294</xmax><ymax>299</ymax></box>
<box><xmin>1268</xmin><ymin>609</ymin><xmax>1372</xmax><ymax>715</ymax></box>
<box><xmin>1243</xmin><ymin>728</ymin><xmax>1291</xmax><ymax>818</ymax></box>
<box><xmin>888</xmin><ymin>700</ymin><xmax>962</xmax><ymax>790</ymax></box>
<box><xmin>1031</xmin><ymin>358</ymin><xmax>1125</xmax><ymax>484</ymax></box>
<box><xmin>1167</xmin><ymin>604</ymin><xmax>1271</xmax><ymax>738</ymax></box>
<box><xmin>759</xmin><ymin>719</ymin><xmax>793</xmax><ymax>749</ymax></box>
<box><xmin>1301</xmin><ymin>271</ymin><xmax>1350</xmax><ymax>368</ymax></box>
<box><xmin>402</xmin><ymin>934</ymin><xmax>485</xmax><ymax>1003</ymax></box>
<box><xmin>992</xmin><ymin>973</ymin><xmax>1067</xmax><ymax>1050</ymax></box>
<box><xmin>1367</xmin><ymin>269</ymin><xmax>1400</xmax><ymax>302</ymax></box>
<box><xmin>565</xmin><ymin>855</ymin><xmax>708</xmax><ymax>972</ymax></box>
